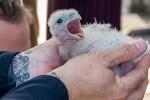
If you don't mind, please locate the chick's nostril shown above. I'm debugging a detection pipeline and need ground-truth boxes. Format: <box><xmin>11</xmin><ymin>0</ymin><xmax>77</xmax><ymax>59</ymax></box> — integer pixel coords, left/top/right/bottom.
<box><xmin>69</xmin><ymin>13</ymin><xmax>75</xmax><ymax>17</ymax></box>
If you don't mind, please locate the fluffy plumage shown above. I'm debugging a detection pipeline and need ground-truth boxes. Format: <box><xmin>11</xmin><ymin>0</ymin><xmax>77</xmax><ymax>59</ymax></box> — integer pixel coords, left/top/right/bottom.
<box><xmin>48</xmin><ymin>9</ymin><xmax>150</xmax><ymax>76</ymax></box>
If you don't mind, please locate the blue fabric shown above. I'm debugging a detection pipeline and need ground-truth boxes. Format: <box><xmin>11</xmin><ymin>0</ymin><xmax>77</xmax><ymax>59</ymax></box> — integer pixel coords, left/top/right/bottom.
<box><xmin>0</xmin><ymin>51</ymin><xmax>19</xmax><ymax>97</ymax></box>
<box><xmin>2</xmin><ymin>75</ymin><xmax>69</xmax><ymax>100</ymax></box>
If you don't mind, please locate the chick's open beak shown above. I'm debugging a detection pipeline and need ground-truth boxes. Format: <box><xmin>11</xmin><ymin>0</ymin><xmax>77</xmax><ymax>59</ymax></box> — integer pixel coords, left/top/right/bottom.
<box><xmin>67</xmin><ymin>18</ymin><xmax>84</xmax><ymax>38</ymax></box>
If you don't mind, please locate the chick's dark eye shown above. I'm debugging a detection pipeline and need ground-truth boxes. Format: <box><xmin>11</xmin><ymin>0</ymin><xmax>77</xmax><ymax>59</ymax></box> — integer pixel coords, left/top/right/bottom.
<box><xmin>69</xmin><ymin>14</ymin><xmax>72</xmax><ymax>17</ymax></box>
<box><xmin>57</xmin><ymin>18</ymin><xmax>63</xmax><ymax>24</ymax></box>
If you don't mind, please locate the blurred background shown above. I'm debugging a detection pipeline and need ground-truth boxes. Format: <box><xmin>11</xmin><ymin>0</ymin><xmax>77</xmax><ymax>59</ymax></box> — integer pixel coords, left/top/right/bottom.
<box><xmin>2</xmin><ymin>0</ymin><xmax>150</xmax><ymax>47</ymax></box>
<box><xmin>36</xmin><ymin>0</ymin><xmax>150</xmax><ymax>43</ymax></box>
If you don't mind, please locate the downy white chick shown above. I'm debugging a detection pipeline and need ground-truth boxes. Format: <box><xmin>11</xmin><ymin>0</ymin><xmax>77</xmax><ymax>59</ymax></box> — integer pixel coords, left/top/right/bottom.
<box><xmin>48</xmin><ymin>9</ymin><xmax>150</xmax><ymax>76</ymax></box>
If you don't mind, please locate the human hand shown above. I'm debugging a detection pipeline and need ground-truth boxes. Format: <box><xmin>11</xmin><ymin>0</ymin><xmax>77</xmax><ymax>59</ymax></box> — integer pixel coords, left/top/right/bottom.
<box><xmin>50</xmin><ymin>40</ymin><xmax>150</xmax><ymax>100</ymax></box>
<box><xmin>12</xmin><ymin>37</ymin><xmax>63</xmax><ymax>85</ymax></box>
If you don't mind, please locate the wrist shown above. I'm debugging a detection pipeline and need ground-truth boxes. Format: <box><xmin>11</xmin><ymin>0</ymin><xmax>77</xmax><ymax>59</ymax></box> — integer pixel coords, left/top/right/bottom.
<box><xmin>11</xmin><ymin>51</ymin><xmax>31</xmax><ymax>86</ymax></box>
<box><xmin>49</xmin><ymin>67</ymin><xmax>82</xmax><ymax>100</ymax></box>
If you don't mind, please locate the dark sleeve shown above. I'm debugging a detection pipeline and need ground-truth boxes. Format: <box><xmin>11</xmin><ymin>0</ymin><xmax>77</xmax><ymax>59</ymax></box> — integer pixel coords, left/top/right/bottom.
<box><xmin>0</xmin><ymin>51</ymin><xmax>19</xmax><ymax>97</ymax></box>
<box><xmin>1</xmin><ymin>75</ymin><xmax>69</xmax><ymax>100</ymax></box>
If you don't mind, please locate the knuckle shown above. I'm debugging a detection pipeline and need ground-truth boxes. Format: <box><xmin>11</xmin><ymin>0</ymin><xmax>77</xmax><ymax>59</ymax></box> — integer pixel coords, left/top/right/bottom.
<box><xmin>120</xmin><ymin>93</ymin><xmax>128</xmax><ymax>100</ymax></box>
<box><xmin>136</xmin><ymin>65</ymin><xmax>148</xmax><ymax>79</ymax></box>
<box><xmin>115</xmin><ymin>88</ymin><xmax>128</xmax><ymax>100</ymax></box>
<box><xmin>101</xmin><ymin>53</ymin><xmax>118</xmax><ymax>66</ymax></box>
<box><xmin>139</xmin><ymin>71</ymin><xmax>147</xmax><ymax>81</ymax></box>
<box><xmin>121</xmin><ymin>44</ymin><xmax>134</xmax><ymax>59</ymax></box>
<box><xmin>120</xmin><ymin>85</ymin><xmax>129</xmax><ymax>95</ymax></box>
<box><xmin>121</xmin><ymin>43</ymin><xmax>140</xmax><ymax>61</ymax></box>
<box><xmin>117</xmin><ymin>80</ymin><xmax>131</xmax><ymax>96</ymax></box>
<box><xmin>111</xmin><ymin>94</ymin><xmax>128</xmax><ymax>100</ymax></box>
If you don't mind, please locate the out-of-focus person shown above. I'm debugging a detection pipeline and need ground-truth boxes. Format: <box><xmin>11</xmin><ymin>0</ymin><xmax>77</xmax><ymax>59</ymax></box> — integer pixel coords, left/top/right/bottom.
<box><xmin>0</xmin><ymin>0</ymin><xmax>32</xmax><ymax>51</ymax></box>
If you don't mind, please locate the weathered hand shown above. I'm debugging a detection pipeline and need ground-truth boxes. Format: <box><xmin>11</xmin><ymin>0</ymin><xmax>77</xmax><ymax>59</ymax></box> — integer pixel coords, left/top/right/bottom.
<box><xmin>12</xmin><ymin>38</ymin><xmax>63</xmax><ymax>85</ymax></box>
<box><xmin>50</xmin><ymin>40</ymin><xmax>150</xmax><ymax>100</ymax></box>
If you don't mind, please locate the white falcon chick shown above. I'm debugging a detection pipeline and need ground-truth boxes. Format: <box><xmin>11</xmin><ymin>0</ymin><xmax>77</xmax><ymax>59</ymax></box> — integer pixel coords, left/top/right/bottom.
<box><xmin>48</xmin><ymin>9</ymin><xmax>150</xmax><ymax>76</ymax></box>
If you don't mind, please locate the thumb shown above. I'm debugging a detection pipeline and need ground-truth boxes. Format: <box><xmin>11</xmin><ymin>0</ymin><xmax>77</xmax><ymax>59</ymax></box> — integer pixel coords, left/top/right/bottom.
<box><xmin>99</xmin><ymin>40</ymin><xmax>147</xmax><ymax>68</ymax></box>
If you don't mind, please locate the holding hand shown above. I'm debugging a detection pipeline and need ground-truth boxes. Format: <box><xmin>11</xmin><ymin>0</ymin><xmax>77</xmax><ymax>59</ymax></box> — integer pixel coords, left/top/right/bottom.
<box><xmin>12</xmin><ymin>38</ymin><xmax>63</xmax><ymax>85</ymax></box>
<box><xmin>51</xmin><ymin>40</ymin><xmax>150</xmax><ymax>100</ymax></box>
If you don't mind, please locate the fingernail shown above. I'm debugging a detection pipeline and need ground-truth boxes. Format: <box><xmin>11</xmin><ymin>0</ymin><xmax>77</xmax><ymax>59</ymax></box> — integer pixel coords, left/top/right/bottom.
<box><xmin>134</xmin><ymin>40</ymin><xmax>147</xmax><ymax>53</ymax></box>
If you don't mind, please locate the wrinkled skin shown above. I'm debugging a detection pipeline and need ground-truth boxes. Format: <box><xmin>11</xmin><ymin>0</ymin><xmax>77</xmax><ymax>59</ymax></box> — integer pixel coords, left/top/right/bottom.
<box><xmin>51</xmin><ymin>41</ymin><xmax>150</xmax><ymax>100</ymax></box>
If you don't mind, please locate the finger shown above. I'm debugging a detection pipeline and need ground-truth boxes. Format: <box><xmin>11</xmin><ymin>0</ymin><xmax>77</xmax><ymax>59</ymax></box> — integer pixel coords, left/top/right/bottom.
<box><xmin>127</xmin><ymin>76</ymin><xmax>148</xmax><ymax>100</ymax></box>
<box><xmin>100</xmin><ymin>40</ymin><xmax>147</xmax><ymax>68</ymax></box>
<box><xmin>118</xmin><ymin>55</ymin><xmax>150</xmax><ymax>93</ymax></box>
